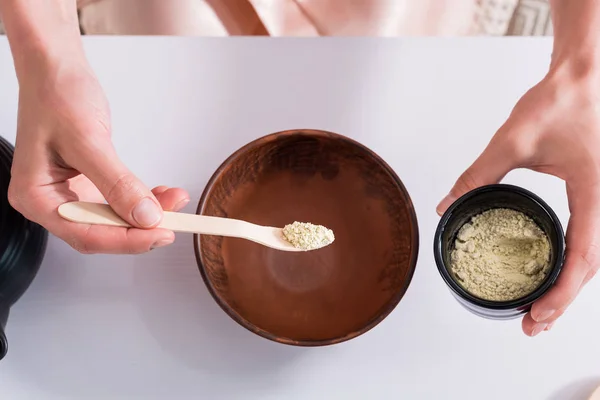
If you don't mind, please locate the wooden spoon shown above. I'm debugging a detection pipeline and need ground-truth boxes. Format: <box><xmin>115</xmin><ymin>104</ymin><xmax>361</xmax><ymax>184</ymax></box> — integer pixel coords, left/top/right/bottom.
<box><xmin>58</xmin><ymin>201</ymin><xmax>308</xmax><ymax>252</ymax></box>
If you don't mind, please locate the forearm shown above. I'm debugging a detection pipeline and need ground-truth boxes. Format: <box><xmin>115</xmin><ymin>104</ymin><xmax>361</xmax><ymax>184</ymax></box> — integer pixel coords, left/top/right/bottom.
<box><xmin>0</xmin><ymin>0</ymin><xmax>83</xmax><ymax>80</ymax></box>
<box><xmin>549</xmin><ymin>0</ymin><xmax>600</xmax><ymax>77</ymax></box>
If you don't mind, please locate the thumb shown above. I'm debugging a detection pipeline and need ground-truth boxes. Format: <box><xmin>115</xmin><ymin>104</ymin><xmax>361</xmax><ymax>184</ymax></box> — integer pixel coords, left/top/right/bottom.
<box><xmin>72</xmin><ymin>142</ymin><xmax>163</xmax><ymax>229</ymax></box>
<box><xmin>436</xmin><ymin>133</ymin><xmax>519</xmax><ymax>215</ymax></box>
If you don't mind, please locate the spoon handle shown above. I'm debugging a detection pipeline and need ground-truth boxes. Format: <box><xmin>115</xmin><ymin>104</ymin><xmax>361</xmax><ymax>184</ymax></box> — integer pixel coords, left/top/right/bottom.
<box><xmin>58</xmin><ymin>201</ymin><xmax>251</xmax><ymax>236</ymax></box>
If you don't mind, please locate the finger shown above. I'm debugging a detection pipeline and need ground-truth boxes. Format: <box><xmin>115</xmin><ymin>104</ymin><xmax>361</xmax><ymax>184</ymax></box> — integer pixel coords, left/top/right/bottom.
<box><xmin>522</xmin><ymin>310</ymin><xmax>563</xmax><ymax>336</ymax></box>
<box><xmin>529</xmin><ymin>184</ymin><xmax>600</xmax><ymax>323</ymax></box>
<box><xmin>522</xmin><ymin>313</ymin><xmax>546</xmax><ymax>336</ymax></box>
<box><xmin>65</xmin><ymin>177</ymin><xmax>191</xmax><ymax>213</ymax></box>
<box><xmin>152</xmin><ymin>186</ymin><xmax>169</xmax><ymax>196</ymax></box>
<box><xmin>575</xmin><ymin>254</ymin><xmax>600</xmax><ymax>297</ymax></box>
<box><xmin>10</xmin><ymin>180</ymin><xmax>175</xmax><ymax>254</ymax></box>
<box><xmin>66</xmin><ymin>224</ymin><xmax>175</xmax><ymax>254</ymax></box>
<box><xmin>66</xmin><ymin>138</ymin><xmax>163</xmax><ymax>229</ymax></box>
<box><xmin>436</xmin><ymin>127</ymin><xmax>522</xmax><ymax>215</ymax></box>
<box><xmin>152</xmin><ymin>187</ymin><xmax>190</xmax><ymax>212</ymax></box>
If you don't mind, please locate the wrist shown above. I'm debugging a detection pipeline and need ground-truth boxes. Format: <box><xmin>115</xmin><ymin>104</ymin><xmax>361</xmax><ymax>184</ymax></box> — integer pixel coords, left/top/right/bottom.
<box><xmin>549</xmin><ymin>49</ymin><xmax>600</xmax><ymax>84</ymax></box>
<box><xmin>549</xmin><ymin>0</ymin><xmax>600</xmax><ymax>82</ymax></box>
<box><xmin>0</xmin><ymin>0</ymin><xmax>86</xmax><ymax>82</ymax></box>
<box><xmin>545</xmin><ymin>52</ymin><xmax>600</xmax><ymax>108</ymax></box>
<box><xmin>13</xmin><ymin>39</ymin><xmax>88</xmax><ymax>87</ymax></box>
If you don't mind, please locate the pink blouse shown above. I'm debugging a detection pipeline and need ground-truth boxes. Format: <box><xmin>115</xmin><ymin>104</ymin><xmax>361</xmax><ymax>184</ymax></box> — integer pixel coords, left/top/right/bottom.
<box><xmin>78</xmin><ymin>0</ymin><xmax>518</xmax><ymax>36</ymax></box>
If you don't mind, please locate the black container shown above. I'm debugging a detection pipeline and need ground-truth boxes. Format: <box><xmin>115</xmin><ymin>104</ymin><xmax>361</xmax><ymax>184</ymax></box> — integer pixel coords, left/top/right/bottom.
<box><xmin>0</xmin><ymin>136</ymin><xmax>48</xmax><ymax>360</ymax></box>
<box><xmin>434</xmin><ymin>184</ymin><xmax>565</xmax><ymax>319</ymax></box>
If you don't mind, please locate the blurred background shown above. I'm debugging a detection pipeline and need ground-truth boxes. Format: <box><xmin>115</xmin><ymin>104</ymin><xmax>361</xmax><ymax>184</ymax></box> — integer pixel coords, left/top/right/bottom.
<box><xmin>0</xmin><ymin>0</ymin><xmax>552</xmax><ymax>36</ymax></box>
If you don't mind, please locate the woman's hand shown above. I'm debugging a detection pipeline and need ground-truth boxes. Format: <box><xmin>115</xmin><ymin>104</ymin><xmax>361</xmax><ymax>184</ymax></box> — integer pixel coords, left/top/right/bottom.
<box><xmin>438</xmin><ymin>0</ymin><xmax>600</xmax><ymax>337</ymax></box>
<box><xmin>437</xmin><ymin>62</ymin><xmax>600</xmax><ymax>336</ymax></box>
<box><xmin>8</xmin><ymin>60</ymin><xmax>190</xmax><ymax>254</ymax></box>
<box><xmin>1</xmin><ymin>0</ymin><xmax>189</xmax><ymax>254</ymax></box>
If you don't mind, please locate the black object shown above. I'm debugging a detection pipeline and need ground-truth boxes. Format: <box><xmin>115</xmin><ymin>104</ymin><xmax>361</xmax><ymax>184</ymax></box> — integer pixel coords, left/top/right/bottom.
<box><xmin>434</xmin><ymin>184</ymin><xmax>565</xmax><ymax>319</ymax></box>
<box><xmin>0</xmin><ymin>136</ymin><xmax>48</xmax><ymax>360</ymax></box>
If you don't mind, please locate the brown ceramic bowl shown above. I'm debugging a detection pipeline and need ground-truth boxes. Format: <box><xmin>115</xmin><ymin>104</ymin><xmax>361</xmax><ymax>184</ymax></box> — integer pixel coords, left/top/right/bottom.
<box><xmin>194</xmin><ymin>129</ymin><xmax>419</xmax><ymax>346</ymax></box>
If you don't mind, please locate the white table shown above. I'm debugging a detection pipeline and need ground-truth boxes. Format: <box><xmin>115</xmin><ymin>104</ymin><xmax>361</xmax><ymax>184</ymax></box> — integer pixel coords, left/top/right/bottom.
<box><xmin>0</xmin><ymin>37</ymin><xmax>597</xmax><ymax>400</ymax></box>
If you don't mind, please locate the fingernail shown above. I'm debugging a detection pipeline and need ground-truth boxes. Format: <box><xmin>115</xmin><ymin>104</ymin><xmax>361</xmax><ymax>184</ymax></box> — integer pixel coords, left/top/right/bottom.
<box><xmin>533</xmin><ymin>309</ymin><xmax>555</xmax><ymax>322</ymax></box>
<box><xmin>545</xmin><ymin>322</ymin><xmax>555</xmax><ymax>331</ymax></box>
<box><xmin>173</xmin><ymin>198</ymin><xmax>190</xmax><ymax>211</ymax></box>
<box><xmin>530</xmin><ymin>323</ymin><xmax>547</xmax><ymax>337</ymax></box>
<box><xmin>151</xmin><ymin>237</ymin><xmax>174</xmax><ymax>250</ymax></box>
<box><xmin>436</xmin><ymin>194</ymin><xmax>457</xmax><ymax>215</ymax></box>
<box><xmin>133</xmin><ymin>197</ymin><xmax>162</xmax><ymax>227</ymax></box>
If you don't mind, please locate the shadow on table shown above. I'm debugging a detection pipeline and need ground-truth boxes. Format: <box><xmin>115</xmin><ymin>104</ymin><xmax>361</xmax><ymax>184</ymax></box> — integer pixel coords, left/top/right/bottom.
<box><xmin>547</xmin><ymin>377</ymin><xmax>600</xmax><ymax>400</ymax></box>
<box><xmin>5</xmin><ymin>235</ymin><xmax>309</xmax><ymax>399</ymax></box>
<box><xmin>130</xmin><ymin>236</ymin><xmax>306</xmax><ymax>392</ymax></box>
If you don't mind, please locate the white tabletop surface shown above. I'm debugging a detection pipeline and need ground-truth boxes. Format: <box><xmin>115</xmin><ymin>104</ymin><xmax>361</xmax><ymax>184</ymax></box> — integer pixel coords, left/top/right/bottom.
<box><xmin>0</xmin><ymin>37</ymin><xmax>598</xmax><ymax>400</ymax></box>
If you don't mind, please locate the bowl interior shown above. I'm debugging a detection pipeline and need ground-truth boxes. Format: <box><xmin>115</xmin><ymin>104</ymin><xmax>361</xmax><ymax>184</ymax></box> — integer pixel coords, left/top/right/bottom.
<box><xmin>196</xmin><ymin>130</ymin><xmax>418</xmax><ymax>345</ymax></box>
<box><xmin>437</xmin><ymin>185</ymin><xmax>564</xmax><ymax>306</ymax></box>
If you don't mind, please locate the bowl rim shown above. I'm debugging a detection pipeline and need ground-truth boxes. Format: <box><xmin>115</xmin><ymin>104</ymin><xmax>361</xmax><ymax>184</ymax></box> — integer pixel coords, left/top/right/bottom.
<box><xmin>193</xmin><ymin>128</ymin><xmax>420</xmax><ymax>346</ymax></box>
<box><xmin>433</xmin><ymin>183</ymin><xmax>566</xmax><ymax>310</ymax></box>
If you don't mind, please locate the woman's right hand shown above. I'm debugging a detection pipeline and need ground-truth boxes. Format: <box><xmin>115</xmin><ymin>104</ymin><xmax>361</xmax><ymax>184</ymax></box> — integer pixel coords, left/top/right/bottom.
<box><xmin>8</xmin><ymin>59</ymin><xmax>190</xmax><ymax>254</ymax></box>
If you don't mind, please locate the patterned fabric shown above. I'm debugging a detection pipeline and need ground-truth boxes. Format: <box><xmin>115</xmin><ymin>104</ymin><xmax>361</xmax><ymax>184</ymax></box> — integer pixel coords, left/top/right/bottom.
<box><xmin>507</xmin><ymin>0</ymin><xmax>552</xmax><ymax>36</ymax></box>
<box><xmin>474</xmin><ymin>0</ymin><xmax>519</xmax><ymax>36</ymax></box>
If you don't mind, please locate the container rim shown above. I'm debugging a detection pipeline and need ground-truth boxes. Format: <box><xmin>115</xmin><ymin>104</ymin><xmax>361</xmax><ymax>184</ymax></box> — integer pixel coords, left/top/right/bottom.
<box><xmin>433</xmin><ymin>184</ymin><xmax>565</xmax><ymax>310</ymax></box>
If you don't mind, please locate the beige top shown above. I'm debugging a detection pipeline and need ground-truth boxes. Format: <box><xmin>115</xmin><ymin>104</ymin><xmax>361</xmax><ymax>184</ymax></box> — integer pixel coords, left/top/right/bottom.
<box><xmin>77</xmin><ymin>0</ymin><xmax>519</xmax><ymax>36</ymax></box>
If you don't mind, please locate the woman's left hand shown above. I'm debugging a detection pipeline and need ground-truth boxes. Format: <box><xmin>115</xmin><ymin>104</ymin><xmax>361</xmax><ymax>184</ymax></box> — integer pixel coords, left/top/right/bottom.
<box><xmin>437</xmin><ymin>63</ymin><xmax>600</xmax><ymax>336</ymax></box>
